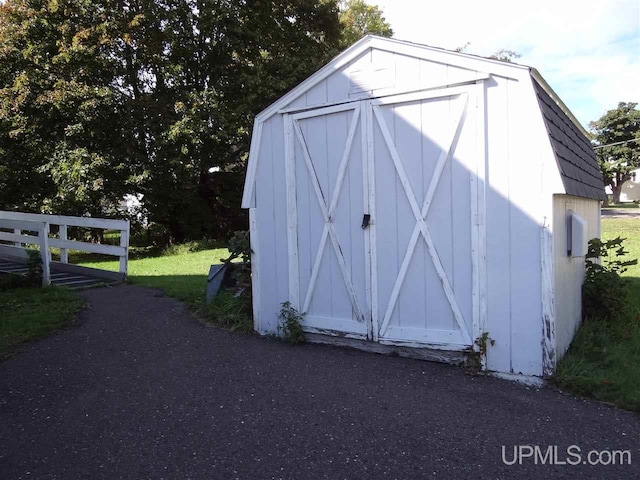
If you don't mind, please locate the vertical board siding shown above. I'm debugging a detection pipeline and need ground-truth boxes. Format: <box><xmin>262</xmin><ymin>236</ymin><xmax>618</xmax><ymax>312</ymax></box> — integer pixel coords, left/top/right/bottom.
<box><xmin>553</xmin><ymin>195</ymin><xmax>600</xmax><ymax>357</ymax></box>
<box><xmin>421</xmin><ymin>98</ymin><xmax>452</xmax><ymax>331</ymax></box>
<box><xmin>451</xmin><ymin>96</ymin><xmax>474</xmax><ymax>333</ymax></box>
<box><xmin>506</xmin><ymin>77</ymin><xmax>544</xmax><ymax>376</ymax></box>
<box><xmin>373</xmin><ymin>103</ymin><xmax>402</xmax><ymax>329</ymax></box>
<box><xmin>394</xmin><ymin>100</ymin><xmax>427</xmax><ymax>330</ymax></box>
<box><xmin>252</xmin><ymin>47</ymin><xmax>559</xmax><ymax>376</ymax></box>
<box><xmin>484</xmin><ymin>76</ymin><xmax>512</xmax><ymax>373</ymax></box>
<box><xmin>255</xmin><ymin>116</ymin><xmax>289</xmax><ymax>333</ymax></box>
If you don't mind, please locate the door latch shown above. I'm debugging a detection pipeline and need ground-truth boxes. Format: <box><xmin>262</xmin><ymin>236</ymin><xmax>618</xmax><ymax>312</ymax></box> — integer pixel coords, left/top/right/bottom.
<box><xmin>361</xmin><ymin>214</ymin><xmax>371</xmax><ymax>229</ymax></box>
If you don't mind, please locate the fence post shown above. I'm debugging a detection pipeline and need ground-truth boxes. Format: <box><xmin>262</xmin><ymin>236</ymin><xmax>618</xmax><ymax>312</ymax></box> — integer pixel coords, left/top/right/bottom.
<box><xmin>59</xmin><ymin>224</ymin><xmax>68</xmax><ymax>263</ymax></box>
<box><xmin>13</xmin><ymin>228</ymin><xmax>21</xmax><ymax>247</ymax></box>
<box><xmin>39</xmin><ymin>222</ymin><xmax>51</xmax><ymax>286</ymax></box>
<box><xmin>119</xmin><ymin>220</ymin><xmax>130</xmax><ymax>278</ymax></box>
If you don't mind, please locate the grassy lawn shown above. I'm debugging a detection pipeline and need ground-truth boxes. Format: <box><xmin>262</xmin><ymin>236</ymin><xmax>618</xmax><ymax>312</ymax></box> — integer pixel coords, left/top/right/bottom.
<box><xmin>0</xmin><ymin>287</ymin><xmax>84</xmax><ymax>359</ymax></box>
<box><xmin>602</xmin><ymin>203</ymin><xmax>639</xmax><ymax>209</ymax></box>
<box><xmin>76</xmin><ymin>245</ymin><xmax>253</xmax><ymax>331</ymax></box>
<box><xmin>76</xmin><ymin>247</ymin><xmax>230</xmax><ymax>305</ymax></box>
<box><xmin>555</xmin><ymin>217</ymin><xmax>640</xmax><ymax>412</ymax></box>
<box><xmin>0</xmin><ymin>243</ymin><xmax>234</xmax><ymax>361</ymax></box>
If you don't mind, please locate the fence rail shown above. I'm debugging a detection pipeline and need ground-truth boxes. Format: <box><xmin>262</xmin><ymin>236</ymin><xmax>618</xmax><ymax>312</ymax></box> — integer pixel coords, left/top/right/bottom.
<box><xmin>0</xmin><ymin>211</ymin><xmax>130</xmax><ymax>286</ymax></box>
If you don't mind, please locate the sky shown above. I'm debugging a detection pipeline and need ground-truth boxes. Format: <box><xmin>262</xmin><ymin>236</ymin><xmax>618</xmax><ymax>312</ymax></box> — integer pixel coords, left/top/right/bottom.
<box><xmin>372</xmin><ymin>0</ymin><xmax>639</xmax><ymax>128</ymax></box>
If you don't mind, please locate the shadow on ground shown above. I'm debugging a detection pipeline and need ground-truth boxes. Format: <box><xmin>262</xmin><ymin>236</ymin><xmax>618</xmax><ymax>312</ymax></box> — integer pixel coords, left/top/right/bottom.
<box><xmin>0</xmin><ymin>285</ymin><xmax>638</xmax><ymax>479</ymax></box>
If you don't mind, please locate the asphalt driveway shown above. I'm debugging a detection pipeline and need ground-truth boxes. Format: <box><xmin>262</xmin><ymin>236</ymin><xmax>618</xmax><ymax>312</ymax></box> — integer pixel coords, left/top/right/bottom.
<box><xmin>1</xmin><ymin>285</ymin><xmax>638</xmax><ymax>479</ymax></box>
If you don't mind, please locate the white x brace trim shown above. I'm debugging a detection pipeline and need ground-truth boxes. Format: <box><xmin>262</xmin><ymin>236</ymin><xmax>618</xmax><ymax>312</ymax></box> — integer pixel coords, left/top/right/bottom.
<box><xmin>373</xmin><ymin>95</ymin><xmax>473</xmax><ymax>344</ymax></box>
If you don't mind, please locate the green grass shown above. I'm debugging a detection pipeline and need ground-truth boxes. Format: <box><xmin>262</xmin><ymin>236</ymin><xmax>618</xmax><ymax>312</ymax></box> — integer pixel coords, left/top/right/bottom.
<box><xmin>602</xmin><ymin>203</ymin><xmax>639</xmax><ymax>209</ymax></box>
<box><xmin>77</xmin><ymin>247</ymin><xmax>231</xmax><ymax>304</ymax></box>
<box><xmin>554</xmin><ymin>217</ymin><xmax>640</xmax><ymax>412</ymax></box>
<box><xmin>0</xmin><ymin>242</ymin><xmax>242</xmax><ymax>361</ymax></box>
<box><xmin>0</xmin><ymin>287</ymin><xmax>84</xmax><ymax>359</ymax></box>
<box><xmin>76</xmin><ymin>245</ymin><xmax>254</xmax><ymax>331</ymax></box>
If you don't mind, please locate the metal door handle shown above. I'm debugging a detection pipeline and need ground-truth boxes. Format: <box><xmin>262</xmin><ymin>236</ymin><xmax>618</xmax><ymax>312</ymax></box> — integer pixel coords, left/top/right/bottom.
<box><xmin>361</xmin><ymin>214</ymin><xmax>371</xmax><ymax>229</ymax></box>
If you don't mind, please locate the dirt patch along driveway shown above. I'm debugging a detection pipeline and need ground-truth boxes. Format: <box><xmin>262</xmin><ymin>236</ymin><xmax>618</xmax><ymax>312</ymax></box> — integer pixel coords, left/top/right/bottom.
<box><xmin>0</xmin><ymin>285</ymin><xmax>638</xmax><ymax>479</ymax></box>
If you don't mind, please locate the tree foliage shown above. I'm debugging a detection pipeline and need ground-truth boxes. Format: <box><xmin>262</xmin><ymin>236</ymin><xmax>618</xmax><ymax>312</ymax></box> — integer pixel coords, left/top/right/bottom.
<box><xmin>338</xmin><ymin>0</ymin><xmax>392</xmax><ymax>48</ymax></box>
<box><xmin>589</xmin><ymin>102</ymin><xmax>640</xmax><ymax>204</ymax></box>
<box><xmin>0</xmin><ymin>0</ymin><xmax>350</xmax><ymax>241</ymax></box>
<box><xmin>488</xmin><ymin>49</ymin><xmax>521</xmax><ymax>63</ymax></box>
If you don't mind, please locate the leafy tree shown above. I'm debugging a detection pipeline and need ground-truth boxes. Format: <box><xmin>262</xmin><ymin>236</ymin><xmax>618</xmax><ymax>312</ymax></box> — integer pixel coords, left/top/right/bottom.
<box><xmin>489</xmin><ymin>49</ymin><xmax>521</xmax><ymax>63</ymax></box>
<box><xmin>0</xmin><ymin>0</ymin><xmax>343</xmax><ymax>242</ymax></box>
<box><xmin>590</xmin><ymin>102</ymin><xmax>640</xmax><ymax>204</ymax></box>
<box><xmin>338</xmin><ymin>0</ymin><xmax>392</xmax><ymax>48</ymax></box>
<box><xmin>453</xmin><ymin>43</ymin><xmax>521</xmax><ymax>63</ymax></box>
<box><xmin>0</xmin><ymin>0</ymin><xmax>135</xmax><ymax>215</ymax></box>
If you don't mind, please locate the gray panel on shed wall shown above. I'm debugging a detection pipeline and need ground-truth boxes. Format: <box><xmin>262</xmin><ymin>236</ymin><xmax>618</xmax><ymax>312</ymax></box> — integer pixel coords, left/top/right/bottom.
<box><xmin>553</xmin><ymin>195</ymin><xmax>600</xmax><ymax>357</ymax></box>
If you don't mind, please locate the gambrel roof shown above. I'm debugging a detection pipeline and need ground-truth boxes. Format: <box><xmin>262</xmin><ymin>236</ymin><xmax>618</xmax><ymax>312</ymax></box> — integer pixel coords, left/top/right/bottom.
<box><xmin>242</xmin><ymin>35</ymin><xmax>605</xmax><ymax>207</ymax></box>
<box><xmin>532</xmin><ymin>76</ymin><xmax>607</xmax><ymax>201</ymax></box>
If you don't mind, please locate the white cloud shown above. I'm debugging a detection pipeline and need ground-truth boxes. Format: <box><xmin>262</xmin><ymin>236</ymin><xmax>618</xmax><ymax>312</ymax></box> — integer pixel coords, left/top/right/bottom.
<box><xmin>372</xmin><ymin>0</ymin><xmax>640</xmax><ymax>126</ymax></box>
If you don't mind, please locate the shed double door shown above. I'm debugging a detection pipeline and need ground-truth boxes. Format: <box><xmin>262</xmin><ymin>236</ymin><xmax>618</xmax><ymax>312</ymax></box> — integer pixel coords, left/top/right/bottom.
<box><xmin>287</xmin><ymin>85</ymin><xmax>483</xmax><ymax>348</ymax></box>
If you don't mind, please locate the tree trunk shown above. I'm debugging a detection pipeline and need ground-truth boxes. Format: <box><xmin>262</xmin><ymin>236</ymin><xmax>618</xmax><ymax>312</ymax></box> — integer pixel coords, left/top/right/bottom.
<box><xmin>612</xmin><ymin>183</ymin><xmax>623</xmax><ymax>204</ymax></box>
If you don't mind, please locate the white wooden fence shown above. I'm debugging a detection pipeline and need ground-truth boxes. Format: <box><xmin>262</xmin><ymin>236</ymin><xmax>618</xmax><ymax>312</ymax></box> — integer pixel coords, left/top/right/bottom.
<box><xmin>0</xmin><ymin>211</ymin><xmax>130</xmax><ymax>286</ymax></box>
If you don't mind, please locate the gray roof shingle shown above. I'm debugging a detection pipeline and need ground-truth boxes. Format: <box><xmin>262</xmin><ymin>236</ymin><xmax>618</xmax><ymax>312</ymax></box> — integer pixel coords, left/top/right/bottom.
<box><xmin>532</xmin><ymin>76</ymin><xmax>607</xmax><ymax>201</ymax></box>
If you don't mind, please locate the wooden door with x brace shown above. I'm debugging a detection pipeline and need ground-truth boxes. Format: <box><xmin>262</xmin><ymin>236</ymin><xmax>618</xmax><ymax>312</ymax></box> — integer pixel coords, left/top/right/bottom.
<box><xmin>285</xmin><ymin>84</ymin><xmax>484</xmax><ymax>348</ymax></box>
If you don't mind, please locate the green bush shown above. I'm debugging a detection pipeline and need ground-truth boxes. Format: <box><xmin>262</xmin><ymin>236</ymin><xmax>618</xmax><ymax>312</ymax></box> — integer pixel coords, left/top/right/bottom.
<box><xmin>582</xmin><ymin>237</ymin><xmax>637</xmax><ymax>323</ymax></box>
<box><xmin>277</xmin><ymin>301</ymin><xmax>305</xmax><ymax>344</ymax></box>
<box><xmin>204</xmin><ymin>291</ymin><xmax>253</xmax><ymax>333</ymax></box>
<box><xmin>163</xmin><ymin>239</ymin><xmax>223</xmax><ymax>256</ymax></box>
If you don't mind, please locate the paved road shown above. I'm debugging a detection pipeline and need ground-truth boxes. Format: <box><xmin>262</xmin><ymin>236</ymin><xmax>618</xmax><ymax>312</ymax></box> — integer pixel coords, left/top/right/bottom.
<box><xmin>1</xmin><ymin>286</ymin><xmax>638</xmax><ymax>479</ymax></box>
<box><xmin>602</xmin><ymin>208</ymin><xmax>640</xmax><ymax>218</ymax></box>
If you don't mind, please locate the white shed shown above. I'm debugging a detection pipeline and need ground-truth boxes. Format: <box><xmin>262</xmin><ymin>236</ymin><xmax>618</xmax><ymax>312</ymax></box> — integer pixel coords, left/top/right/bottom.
<box><xmin>241</xmin><ymin>36</ymin><xmax>606</xmax><ymax>379</ymax></box>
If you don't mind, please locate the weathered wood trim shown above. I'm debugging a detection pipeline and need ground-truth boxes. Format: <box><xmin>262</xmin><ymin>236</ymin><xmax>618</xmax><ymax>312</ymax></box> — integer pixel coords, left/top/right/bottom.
<box><xmin>292</xmin><ymin>117</ymin><xmax>366</xmax><ymax>322</ymax></box>
<box><xmin>284</xmin><ymin>114</ymin><xmax>300</xmax><ymax>309</ymax></box>
<box><xmin>372</xmin><ymin>101</ymin><xmax>472</xmax><ymax>344</ymax></box>
<box><xmin>368</xmin><ymin>36</ymin><xmax>525</xmax><ymax>79</ymax></box>
<box><xmin>372</xmin><ymin>83</ymin><xmax>472</xmax><ymax>107</ymax></box>
<box><xmin>302</xmin><ymin>225</ymin><xmax>329</xmax><ymax>313</ymax></box>
<box><xmin>241</xmin><ymin>121</ymin><xmax>263</xmax><ymax>208</ymax></box>
<box><xmin>541</xmin><ymin>222</ymin><xmax>556</xmax><ymax>376</ymax></box>
<box><xmin>311</xmin><ymin>105</ymin><xmax>362</xmax><ymax>317</ymax></box>
<box><xmin>365</xmin><ymin>100</ymin><xmax>379</xmax><ymax>341</ymax></box>
<box><xmin>291</xmin><ymin>101</ymin><xmax>359</xmax><ymax>120</ymax></box>
<box><xmin>305</xmin><ymin>333</ymin><xmax>468</xmax><ymax>365</ymax></box>
<box><xmin>278</xmin><ymin>74</ymin><xmax>490</xmax><ymax>115</ymax></box>
<box><xmin>361</xmin><ymin>101</ymin><xmax>373</xmax><ymax>339</ymax></box>
<box><xmin>302</xmin><ymin>106</ymin><xmax>360</xmax><ymax>312</ymax></box>
<box><xmin>472</xmin><ymin>79</ymin><xmax>489</xmax><ymax>362</ymax></box>
<box><xmin>249</xmin><ymin>208</ymin><xmax>261</xmax><ymax>332</ymax></box>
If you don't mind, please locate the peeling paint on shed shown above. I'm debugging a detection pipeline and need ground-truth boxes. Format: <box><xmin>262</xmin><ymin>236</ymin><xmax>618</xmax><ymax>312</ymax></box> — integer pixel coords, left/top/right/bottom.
<box><xmin>242</xmin><ymin>36</ymin><xmax>606</xmax><ymax>378</ymax></box>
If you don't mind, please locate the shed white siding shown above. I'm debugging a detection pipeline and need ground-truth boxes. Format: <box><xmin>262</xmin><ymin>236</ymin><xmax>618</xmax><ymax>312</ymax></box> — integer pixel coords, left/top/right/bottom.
<box><xmin>245</xmin><ymin>36</ymin><xmax>603</xmax><ymax>378</ymax></box>
<box><xmin>552</xmin><ymin>195</ymin><xmax>600</xmax><ymax>357</ymax></box>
